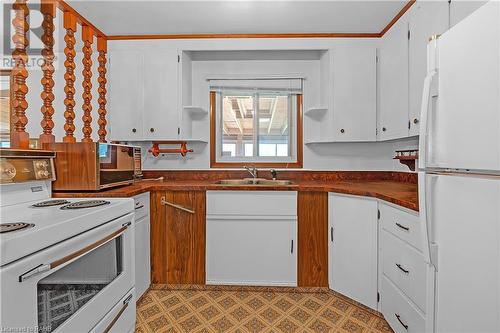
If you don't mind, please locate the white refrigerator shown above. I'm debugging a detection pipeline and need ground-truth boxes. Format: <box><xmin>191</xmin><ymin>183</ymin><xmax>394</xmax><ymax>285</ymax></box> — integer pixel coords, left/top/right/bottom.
<box><xmin>418</xmin><ymin>1</ymin><xmax>500</xmax><ymax>332</ymax></box>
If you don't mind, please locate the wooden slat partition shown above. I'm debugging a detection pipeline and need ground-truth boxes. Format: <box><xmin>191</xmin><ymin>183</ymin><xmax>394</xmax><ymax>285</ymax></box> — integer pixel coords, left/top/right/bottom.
<box><xmin>81</xmin><ymin>25</ymin><xmax>94</xmax><ymax>142</ymax></box>
<box><xmin>39</xmin><ymin>0</ymin><xmax>56</xmax><ymax>145</ymax></box>
<box><xmin>63</xmin><ymin>11</ymin><xmax>77</xmax><ymax>142</ymax></box>
<box><xmin>10</xmin><ymin>0</ymin><xmax>30</xmax><ymax>149</ymax></box>
<box><xmin>97</xmin><ymin>37</ymin><xmax>108</xmax><ymax>142</ymax></box>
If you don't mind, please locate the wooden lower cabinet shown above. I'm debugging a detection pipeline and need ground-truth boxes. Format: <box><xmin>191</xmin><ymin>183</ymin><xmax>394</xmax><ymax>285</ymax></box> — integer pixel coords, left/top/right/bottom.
<box><xmin>151</xmin><ymin>191</ymin><xmax>206</xmax><ymax>284</ymax></box>
<box><xmin>298</xmin><ymin>192</ymin><xmax>329</xmax><ymax>287</ymax></box>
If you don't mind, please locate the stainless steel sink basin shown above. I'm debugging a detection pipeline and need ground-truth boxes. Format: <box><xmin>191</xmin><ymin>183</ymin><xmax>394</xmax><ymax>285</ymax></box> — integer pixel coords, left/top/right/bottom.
<box><xmin>215</xmin><ymin>178</ymin><xmax>293</xmax><ymax>186</ymax></box>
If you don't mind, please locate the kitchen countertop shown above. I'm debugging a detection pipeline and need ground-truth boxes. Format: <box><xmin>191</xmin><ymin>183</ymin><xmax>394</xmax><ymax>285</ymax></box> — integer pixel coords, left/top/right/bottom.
<box><xmin>53</xmin><ymin>178</ymin><xmax>418</xmax><ymax>211</ymax></box>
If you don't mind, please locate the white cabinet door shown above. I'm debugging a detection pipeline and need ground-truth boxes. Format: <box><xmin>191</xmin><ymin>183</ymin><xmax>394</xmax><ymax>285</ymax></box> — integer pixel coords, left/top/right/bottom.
<box><xmin>108</xmin><ymin>51</ymin><xmax>144</xmax><ymax>141</ymax></box>
<box><xmin>408</xmin><ymin>1</ymin><xmax>449</xmax><ymax>136</ymax></box>
<box><xmin>332</xmin><ymin>47</ymin><xmax>377</xmax><ymax>142</ymax></box>
<box><xmin>142</xmin><ymin>49</ymin><xmax>179</xmax><ymax>140</ymax></box>
<box><xmin>378</xmin><ymin>14</ymin><xmax>409</xmax><ymax>141</ymax></box>
<box><xmin>449</xmin><ymin>0</ymin><xmax>488</xmax><ymax>27</ymax></box>
<box><xmin>328</xmin><ymin>194</ymin><xmax>378</xmax><ymax>309</ymax></box>
<box><xmin>206</xmin><ymin>217</ymin><xmax>297</xmax><ymax>286</ymax></box>
<box><xmin>134</xmin><ymin>215</ymin><xmax>150</xmax><ymax>299</ymax></box>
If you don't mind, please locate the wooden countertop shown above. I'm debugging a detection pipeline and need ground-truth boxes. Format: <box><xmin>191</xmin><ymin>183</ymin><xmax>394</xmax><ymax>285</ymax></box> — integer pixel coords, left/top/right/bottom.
<box><xmin>53</xmin><ymin>178</ymin><xmax>418</xmax><ymax>211</ymax></box>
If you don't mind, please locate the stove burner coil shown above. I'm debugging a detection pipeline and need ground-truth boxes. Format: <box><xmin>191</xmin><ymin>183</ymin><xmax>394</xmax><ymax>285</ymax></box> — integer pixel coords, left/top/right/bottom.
<box><xmin>0</xmin><ymin>223</ymin><xmax>35</xmax><ymax>233</ymax></box>
<box><xmin>60</xmin><ymin>200</ymin><xmax>111</xmax><ymax>210</ymax></box>
<box><xmin>31</xmin><ymin>199</ymin><xmax>70</xmax><ymax>208</ymax></box>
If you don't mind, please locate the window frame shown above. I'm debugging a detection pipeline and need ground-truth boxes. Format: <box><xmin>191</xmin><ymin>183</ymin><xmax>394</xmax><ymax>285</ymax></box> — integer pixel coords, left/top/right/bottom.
<box><xmin>210</xmin><ymin>91</ymin><xmax>303</xmax><ymax>168</ymax></box>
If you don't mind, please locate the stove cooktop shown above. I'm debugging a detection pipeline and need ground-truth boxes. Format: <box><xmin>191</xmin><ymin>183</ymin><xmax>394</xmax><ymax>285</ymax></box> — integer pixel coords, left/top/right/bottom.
<box><xmin>0</xmin><ymin>197</ymin><xmax>134</xmax><ymax>266</ymax></box>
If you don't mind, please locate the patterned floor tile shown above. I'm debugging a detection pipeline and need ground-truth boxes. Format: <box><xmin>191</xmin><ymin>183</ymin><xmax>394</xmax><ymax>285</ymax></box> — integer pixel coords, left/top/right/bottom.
<box><xmin>135</xmin><ymin>285</ymin><xmax>393</xmax><ymax>333</ymax></box>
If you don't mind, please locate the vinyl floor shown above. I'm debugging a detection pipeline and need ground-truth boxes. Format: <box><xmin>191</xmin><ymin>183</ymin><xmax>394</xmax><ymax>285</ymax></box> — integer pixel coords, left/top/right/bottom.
<box><xmin>135</xmin><ymin>285</ymin><xmax>393</xmax><ymax>333</ymax></box>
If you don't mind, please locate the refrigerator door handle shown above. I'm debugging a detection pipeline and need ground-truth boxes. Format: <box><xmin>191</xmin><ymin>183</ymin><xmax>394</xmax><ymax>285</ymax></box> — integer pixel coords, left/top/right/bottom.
<box><xmin>418</xmin><ymin>70</ymin><xmax>437</xmax><ymax>170</ymax></box>
<box><xmin>419</xmin><ymin>172</ymin><xmax>439</xmax><ymax>270</ymax></box>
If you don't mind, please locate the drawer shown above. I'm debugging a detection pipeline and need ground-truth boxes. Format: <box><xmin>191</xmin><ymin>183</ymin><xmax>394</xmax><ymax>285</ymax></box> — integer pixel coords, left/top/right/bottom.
<box><xmin>133</xmin><ymin>192</ymin><xmax>150</xmax><ymax>220</ymax></box>
<box><xmin>381</xmin><ymin>276</ymin><xmax>426</xmax><ymax>333</ymax></box>
<box><xmin>89</xmin><ymin>288</ymin><xmax>136</xmax><ymax>333</ymax></box>
<box><xmin>380</xmin><ymin>202</ymin><xmax>422</xmax><ymax>251</ymax></box>
<box><xmin>381</xmin><ymin>230</ymin><xmax>428</xmax><ymax>313</ymax></box>
<box><xmin>206</xmin><ymin>191</ymin><xmax>297</xmax><ymax>216</ymax></box>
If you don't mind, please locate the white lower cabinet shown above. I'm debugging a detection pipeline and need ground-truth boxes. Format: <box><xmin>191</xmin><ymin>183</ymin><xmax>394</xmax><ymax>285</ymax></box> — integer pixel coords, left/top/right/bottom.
<box><xmin>133</xmin><ymin>192</ymin><xmax>151</xmax><ymax>300</ymax></box>
<box><xmin>328</xmin><ymin>193</ymin><xmax>378</xmax><ymax>310</ymax></box>
<box><xmin>206</xmin><ymin>191</ymin><xmax>297</xmax><ymax>286</ymax></box>
<box><xmin>379</xmin><ymin>202</ymin><xmax>431</xmax><ymax>333</ymax></box>
<box><xmin>381</xmin><ymin>276</ymin><xmax>426</xmax><ymax>333</ymax></box>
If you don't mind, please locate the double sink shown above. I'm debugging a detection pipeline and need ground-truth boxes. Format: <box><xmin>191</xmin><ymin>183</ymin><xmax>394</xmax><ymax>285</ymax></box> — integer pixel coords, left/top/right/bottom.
<box><xmin>215</xmin><ymin>178</ymin><xmax>293</xmax><ymax>186</ymax></box>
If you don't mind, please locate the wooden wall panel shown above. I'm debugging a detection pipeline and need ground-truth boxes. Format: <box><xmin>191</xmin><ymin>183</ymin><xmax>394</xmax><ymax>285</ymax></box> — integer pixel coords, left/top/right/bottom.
<box><xmin>298</xmin><ymin>191</ymin><xmax>329</xmax><ymax>287</ymax></box>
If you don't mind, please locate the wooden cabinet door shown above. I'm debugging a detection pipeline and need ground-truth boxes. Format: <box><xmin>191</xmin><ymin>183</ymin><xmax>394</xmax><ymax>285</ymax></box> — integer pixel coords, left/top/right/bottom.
<box><xmin>408</xmin><ymin>1</ymin><xmax>449</xmax><ymax>137</ymax></box>
<box><xmin>328</xmin><ymin>193</ymin><xmax>378</xmax><ymax>310</ymax></box>
<box><xmin>151</xmin><ymin>191</ymin><xmax>205</xmax><ymax>284</ymax></box>
<box><xmin>332</xmin><ymin>46</ymin><xmax>377</xmax><ymax>142</ymax></box>
<box><xmin>142</xmin><ymin>49</ymin><xmax>180</xmax><ymax>140</ymax></box>
<box><xmin>108</xmin><ymin>50</ymin><xmax>144</xmax><ymax>141</ymax></box>
<box><xmin>378</xmin><ymin>13</ymin><xmax>410</xmax><ymax>141</ymax></box>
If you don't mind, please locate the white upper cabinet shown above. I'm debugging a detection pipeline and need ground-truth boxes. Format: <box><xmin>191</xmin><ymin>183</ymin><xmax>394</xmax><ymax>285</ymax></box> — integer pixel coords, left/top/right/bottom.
<box><xmin>378</xmin><ymin>14</ymin><xmax>409</xmax><ymax>141</ymax></box>
<box><xmin>449</xmin><ymin>0</ymin><xmax>488</xmax><ymax>28</ymax></box>
<box><xmin>332</xmin><ymin>47</ymin><xmax>377</xmax><ymax>142</ymax></box>
<box><xmin>408</xmin><ymin>1</ymin><xmax>449</xmax><ymax>136</ymax></box>
<box><xmin>108</xmin><ymin>50</ymin><xmax>144</xmax><ymax>141</ymax></box>
<box><xmin>108</xmin><ymin>48</ymin><xmax>179</xmax><ymax>141</ymax></box>
<box><xmin>328</xmin><ymin>193</ymin><xmax>378</xmax><ymax>310</ymax></box>
<box><xmin>379</xmin><ymin>1</ymin><xmax>449</xmax><ymax>140</ymax></box>
<box><xmin>142</xmin><ymin>50</ymin><xmax>179</xmax><ymax>140</ymax></box>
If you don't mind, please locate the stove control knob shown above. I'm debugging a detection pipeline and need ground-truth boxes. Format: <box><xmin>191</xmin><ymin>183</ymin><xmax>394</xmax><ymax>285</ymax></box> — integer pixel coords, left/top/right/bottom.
<box><xmin>37</xmin><ymin>170</ymin><xmax>50</xmax><ymax>179</ymax></box>
<box><xmin>0</xmin><ymin>161</ymin><xmax>17</xmax><ymax>181</ymax></box>
<box><xmin>34</xmin><ymin>160</ymin><xmax>48</xmax><ymax>169</ymax></box>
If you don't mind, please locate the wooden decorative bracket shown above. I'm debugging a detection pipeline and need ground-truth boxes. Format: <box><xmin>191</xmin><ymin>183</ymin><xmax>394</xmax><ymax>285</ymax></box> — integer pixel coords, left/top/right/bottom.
<box><xmin>39</xmin><ymin>0</ymin><xmax>56</xmax><ymax>145</ymax></box>
<box><xmin>149</xmin><ymin>141</ymin><xmax>194</xmax><ymax>157</ymax></box>
<box><xmin>394</xmin><ymin>149</ymin><xmax>419</xmax><ymax>171</ymax></box>
<box><xmin>62</xmin><ymin>10</ymin><xmax>77</xmax><ymax>143</ymax></box>
<box><xmin>11</xmin><ymin>0</ymin><xmax>30</xmax><ymax>149</ymax></box>
<box><xmin>81</xmin><ymin>25</ymin><xmax>94</xmax><ymax>142</ymax></box>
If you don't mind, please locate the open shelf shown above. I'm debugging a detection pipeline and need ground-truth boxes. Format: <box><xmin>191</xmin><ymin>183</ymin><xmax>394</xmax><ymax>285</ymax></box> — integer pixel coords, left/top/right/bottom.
<box><xmin>183</xmin><ymin>106</ymin><xmax>208</xmax><ymax>116</ymax></box>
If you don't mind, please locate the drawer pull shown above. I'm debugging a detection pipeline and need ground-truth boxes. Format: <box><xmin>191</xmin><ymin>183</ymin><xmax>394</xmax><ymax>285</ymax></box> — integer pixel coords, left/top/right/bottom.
<box><xmin>396</xmin><ymin>222</ymin><xmax>410</xmax><ymax>231</ymax></box>
<box><xmin>135</xmin><ymin>204</ymin><xmax>144</xmax><ymax>210</ymax></box>
<box><xmin>395</xmin><ymin>313</ymin><xmax>409</xmax><ymax>330</ymax></box>
<box><xmin>330</xmin><ymin>227</ymin><xmax>334</xmax><ymax>242</ymax></box>
<box><xmin>396</xmin><ymin>263</ymin><xmax>410</xmax><ymax>274</ymax></box>
<box><xmin>161</xmin><ymin>197</ymin><xmax>195</xmax><ymax>214</ymax></box>
<box><xmin>291</xmin><ymin>239</ymin><xmax>294</xmax><ymax>254</ymax></box>
<box><xmin>103</xmin><ymin>293</ymin><xmax>133</xmax><ymax>333</ymax></box>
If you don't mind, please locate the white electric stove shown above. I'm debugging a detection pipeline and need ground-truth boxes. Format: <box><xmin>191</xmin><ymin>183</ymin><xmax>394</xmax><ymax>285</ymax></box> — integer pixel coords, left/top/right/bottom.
<box><xmin>0</xmin><ymin>149</ymin><xmax>137</xmax><ymax>333</ymax></box>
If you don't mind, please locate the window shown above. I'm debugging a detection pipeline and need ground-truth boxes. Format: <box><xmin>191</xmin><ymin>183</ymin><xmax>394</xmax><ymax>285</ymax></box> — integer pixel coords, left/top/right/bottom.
<box><xmin>210</xmin><ymin>78</ymin><xmax>303</xmax><ymax>168</ymax></box>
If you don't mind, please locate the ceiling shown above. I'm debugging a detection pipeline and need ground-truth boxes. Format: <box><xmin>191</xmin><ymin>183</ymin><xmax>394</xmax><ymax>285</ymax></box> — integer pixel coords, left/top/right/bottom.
<box><xmin>66</xmin><ymin>1</ymin><xmax>408</xmax><ymax>36</ymax></box>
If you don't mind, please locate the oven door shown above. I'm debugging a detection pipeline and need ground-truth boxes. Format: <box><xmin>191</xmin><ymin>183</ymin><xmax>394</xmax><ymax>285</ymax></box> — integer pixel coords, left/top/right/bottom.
<box><xmin>0</xmin><ymin>213</ymin><xmax>134</xmax><ymax>333</ymax></box>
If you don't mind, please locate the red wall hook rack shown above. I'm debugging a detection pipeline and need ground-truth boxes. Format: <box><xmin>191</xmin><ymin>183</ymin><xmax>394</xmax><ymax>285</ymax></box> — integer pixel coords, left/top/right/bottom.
<box><xmin>149</xmin><ymin>141</ymin><xmax>193</xmax><ymax>157</ymax></box>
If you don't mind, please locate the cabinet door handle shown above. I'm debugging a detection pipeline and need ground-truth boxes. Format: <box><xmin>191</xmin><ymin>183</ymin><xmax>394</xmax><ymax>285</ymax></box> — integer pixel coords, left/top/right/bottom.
<box><xmin>161</xmin><ymin>197</ymin><xmax>195</xmax><ymax>214</ymax></box>
<box><xmin>396</xmin><ymin>222</ymin><xmax>410</xmax><ymax>231</ymax></box>
<box><xmin>396</xmin><ymin>263</ymin><xmax>410</xmax><ymax>274</ymax></box>
<box><xmin>291</xmin><ymin>239</ymin><xmax>294</xmax><ymax>254</ymax></box>
<box><xmin>330</xmin><ymin>227</ymin><xmax>334</xmax><ymax>242</ymax></box>
<box><xmin>150</xmin><ymin>128</ymin><xmax>155</xmax><ymax>133</ymax></box>
<box><xmin>395</xmin><ymin>313</ymin><xmax>409</xmax><ymax>330</ymax></box>
<box><xmin>132</xmin><ymin>128</ymin><xmax>137</xmax><ymax>133</ymax></box>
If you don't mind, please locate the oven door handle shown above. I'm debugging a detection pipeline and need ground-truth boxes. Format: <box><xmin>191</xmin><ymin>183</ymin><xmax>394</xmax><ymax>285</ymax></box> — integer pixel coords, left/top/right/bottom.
<box><xmin>18</xmin><ymin>222</ymin><xmax>131</xmax><ymax>282</ymax></box>
<box><xmin>102</xmin><ymin>293</ymin><xmax>133</xmax><ymax>333</ymax></box>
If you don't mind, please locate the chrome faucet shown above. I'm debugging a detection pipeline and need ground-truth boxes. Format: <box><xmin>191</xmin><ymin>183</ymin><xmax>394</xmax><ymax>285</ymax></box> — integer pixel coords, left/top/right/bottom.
<box><xmin>244</xmin><ymin>166</ymin><xmax>258</xmax><ymax>179</ymax></box>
